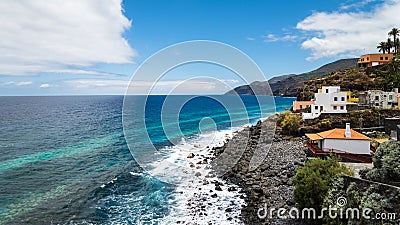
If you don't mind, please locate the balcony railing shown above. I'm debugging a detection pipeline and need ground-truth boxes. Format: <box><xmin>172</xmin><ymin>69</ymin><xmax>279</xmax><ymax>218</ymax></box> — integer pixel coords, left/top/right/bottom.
<box><xmin>306</xmin><ymin>141</ymin><xmax>373</xmax><ymax>163</ymax></box>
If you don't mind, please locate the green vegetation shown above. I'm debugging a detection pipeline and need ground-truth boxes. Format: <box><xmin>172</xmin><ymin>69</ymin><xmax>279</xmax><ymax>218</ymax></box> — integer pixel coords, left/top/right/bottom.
<box><xmin>300</xmin><ymin>109</ymin><xmax>400</xmax><ymax>134</ymax></box>
<box><xmin>293</xmin><ymin>154</ymin><xmax>400</xmax><ymax>224</ymax></box>
<box><xmin>322</xmin><ymin>177</ymin><xmax>400</xmax><ymax>225</ymax></box>
<box><xmin>377</xmin><ymin>28</ymin><xmax>400</xmax><ymax>55</ymax></box>
<box><xmin>292</xmin><ymin>157</ymin><xmax>353</xmax><ymax>212</ymax></box>
<box><xmin>360</xmin><ymin>141</ymin><xmax>400</xmax><ymax>183</ymax></box>
<box><xmin>375</xmin><ymin>55</ymin><xmax>400</xmax><ymax>91</ymax></box>
<box><xmin>276</xmin><ymin>111</ymin><xmax>303</xmax><ymax>135</ymax></box>
<box><xmin>297</xmin><ymin>69</ymin><xmax>374</xmax><ymax>101</ymax></box>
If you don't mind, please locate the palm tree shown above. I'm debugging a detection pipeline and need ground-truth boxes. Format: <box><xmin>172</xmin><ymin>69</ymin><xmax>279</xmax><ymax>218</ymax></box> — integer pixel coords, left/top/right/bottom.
<box><xmin>388</xmin><ymin>28</ymin><xmax>399</xmax><ymax>54</ymax></box>
<box><xmin>387</xmin><ymin>38</ymin><xmax>393</xmax><ymax>53</ymax></box>
<box><xmin>377</xmin><ymin>41</ymin><xmax>387</xmax><ymax>54</ymax></box>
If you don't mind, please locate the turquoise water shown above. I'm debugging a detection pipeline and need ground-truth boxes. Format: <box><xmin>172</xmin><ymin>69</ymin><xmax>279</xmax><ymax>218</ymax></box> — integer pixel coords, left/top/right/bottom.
<box><xmin>0</xmin><ymin>95</ymin><xmax>294</xmax><ymax>224</ymax></box>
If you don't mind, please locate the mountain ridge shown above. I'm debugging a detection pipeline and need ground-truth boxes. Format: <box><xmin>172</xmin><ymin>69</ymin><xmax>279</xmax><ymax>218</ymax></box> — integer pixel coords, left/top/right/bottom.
<box><xmin>225</xmin><ymin>58</ymin><xmax>359</xmax><ymax>96</ymax></box>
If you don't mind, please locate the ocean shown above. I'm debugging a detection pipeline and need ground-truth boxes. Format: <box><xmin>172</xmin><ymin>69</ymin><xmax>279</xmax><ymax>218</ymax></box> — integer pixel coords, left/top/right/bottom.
<box><xmin>0</xmin><ymin>95</ymin><xmax>294</xmax><ymax>224</ymax></box>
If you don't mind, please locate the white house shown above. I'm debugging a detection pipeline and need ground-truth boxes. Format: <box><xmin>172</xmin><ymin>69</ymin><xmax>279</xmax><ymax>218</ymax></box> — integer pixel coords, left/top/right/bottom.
<box><xmin>302</xmin><ymin>86</ymin><xmax>348</xmax><ymax>120</ymax></box>
<box><xmin>306</xmin><ymin>123</ymin><xmax>371</xmax><ymax>155</ymax></box>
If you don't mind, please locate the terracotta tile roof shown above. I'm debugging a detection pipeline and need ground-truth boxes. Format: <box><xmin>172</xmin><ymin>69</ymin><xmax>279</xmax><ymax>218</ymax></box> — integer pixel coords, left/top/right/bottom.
<box><xmin>374</xmin><ymin>138</ymin><xmax>389</xmax><ymax>144</ymax></box>
<box><xmin>305</xmin><ymin>133</ymin><xmax>323</xmax><ymax>141</ymax></box>
<box><xmin>308</xmin><ymin>128</ymin><xmax>371</xmax><ymax>141</ymax></box>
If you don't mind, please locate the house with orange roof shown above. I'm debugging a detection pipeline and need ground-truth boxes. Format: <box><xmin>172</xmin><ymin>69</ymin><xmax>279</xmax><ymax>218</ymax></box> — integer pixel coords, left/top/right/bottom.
<box><xmin>306</xmin><ymin>123</ymin><xmax>372</xmax><ymax>156</ymax></box>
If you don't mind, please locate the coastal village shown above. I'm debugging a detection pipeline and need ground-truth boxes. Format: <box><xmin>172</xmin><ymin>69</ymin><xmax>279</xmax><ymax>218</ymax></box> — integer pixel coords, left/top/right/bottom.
<box><xmin>275</xmin><ymin>28</ymin><xmax>400</xmax><ymax>224</ymax></box>
<box><xmin>209</xmin><ymin>28</ymin><xmax>400</xmax><ymax>225</ymax></box>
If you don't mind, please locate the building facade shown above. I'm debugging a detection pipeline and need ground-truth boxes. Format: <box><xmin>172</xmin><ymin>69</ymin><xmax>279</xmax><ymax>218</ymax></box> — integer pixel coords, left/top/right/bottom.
<box><xmin>302</xmin><ymin>86</ymin><xmax>348</xmax><ymax>119</ymax></box>
<box><xmin>366</xmin><ymin>89</ymin><xmax>398</xmax><ymax>109</ymax></box>
<box><xmin>292</xmin><ymin>100</ymin><xmax>315</xmax><ymax>113</ymax></box>
<box><xmin>357</xmin><ymin>53</ymin><xmax>394</xmax><ymax>68</ymax></box>
<box><xmin>306</xmin><ymin>123</ymin><xmax>371</xmax><ymax>155</ymax></box>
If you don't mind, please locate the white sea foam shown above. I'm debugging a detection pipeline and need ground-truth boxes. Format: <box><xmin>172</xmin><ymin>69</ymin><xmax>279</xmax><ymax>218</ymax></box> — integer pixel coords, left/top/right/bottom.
<box><xmin>129</xmin><ymin>172</ymin><xmax>142</xmax><ymax>176</ymax></box>
<box><xmin>150</xmin><ymin>127</ymin><xmax>246</xmax><ymax>225</ymax></box>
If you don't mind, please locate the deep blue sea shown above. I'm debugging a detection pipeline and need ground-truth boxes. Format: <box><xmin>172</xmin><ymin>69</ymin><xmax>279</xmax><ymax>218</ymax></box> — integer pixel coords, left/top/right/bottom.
<box><xmin>0</xmin><ymin>95</ymin><xmax>294</xmax><ymax>225</ymax></box>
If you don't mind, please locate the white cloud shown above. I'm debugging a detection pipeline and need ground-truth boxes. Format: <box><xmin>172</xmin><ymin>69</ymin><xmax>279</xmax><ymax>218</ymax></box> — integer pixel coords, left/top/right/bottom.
<box><xmin>0</xmin><ymin>81</ymin><xmax>33</xmax><ymax>86</ymax></box>
<box><xmin>340</xmin><ymin>0</ymin><xmax>381</xmax><ymax>10</ymax></box>
<box><xmin>40</xmin><ymin>83</ymin><xmax>50</xmax><ymax>88</ymax></box>
<box><xmin>297</xmin><ymin>0</ymin><xmax>400</xmax><ymax>60</ymax></box>
<box><xmin>263</xmin><ymin>34</ymin><xmax>298</xmax><ymax>43</ymax></box>
<box><xmin>246</xmin><ymin>37</ymin><xmax>256</xmax><ymax>41</ymax></box>
<box><xmin>0</xmin><ymin>0</ymin><xmax>136</xmax><ymax>75</ymax></box>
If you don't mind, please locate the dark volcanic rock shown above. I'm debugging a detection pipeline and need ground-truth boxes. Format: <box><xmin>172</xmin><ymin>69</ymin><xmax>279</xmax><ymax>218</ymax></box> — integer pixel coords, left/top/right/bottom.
<box><xmin>213</xmin><ymin>118</ymin><xmax>308</xmax><ymax>225</ymax></box>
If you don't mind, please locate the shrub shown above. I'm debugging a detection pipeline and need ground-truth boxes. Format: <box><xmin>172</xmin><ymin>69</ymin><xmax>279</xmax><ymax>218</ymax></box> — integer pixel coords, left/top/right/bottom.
<box><xmin>323</xmin><ymin>178</ymin><xmax>400</xmax><ymax>225</ymax></box>
<box><xmin>293</xmin><ymin>156</ymin><xmax>353</xmax><ymax>213</ymax></box>
<box><xmin>277</xmin><ymin>110</ymin><xmax>303</xmax><ymax>135</ymax></box>
<box><xmin>362</xmin><ymin>141</ymin><xmax>400</xmax><ymax>183</ymax></box>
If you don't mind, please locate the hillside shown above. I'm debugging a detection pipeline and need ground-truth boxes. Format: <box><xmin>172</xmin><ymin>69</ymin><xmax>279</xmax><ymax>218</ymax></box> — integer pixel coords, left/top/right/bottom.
<box><xmin>297</xmin><ymin>60</ymin><xmax>400</xmax><ymax>100</ymax></box>
<box><xmin>225</xmin><ymin>58</ymin><xmax>358</xmax><ymax>96</ymax></box>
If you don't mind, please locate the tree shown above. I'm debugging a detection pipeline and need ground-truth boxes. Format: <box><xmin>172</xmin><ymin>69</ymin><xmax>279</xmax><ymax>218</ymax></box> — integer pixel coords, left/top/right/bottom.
<box><xmin>377</xmin><ymin>41</ymin><xmax>387</xmax><ymax>54</ymax></box>
<box><xmin>292</xmin><ymin>157</ymin><xmax>353</xmax><ymax>213</ymax></box>
<box><xmin>386</xmin><ymin>38</ymin><xmax>393</xmax><ymax>53</ymax></box>
<box><xmin>277</xmin><ymin>110</ymin><xmax>302</xmax><ymax>135</ymax></box>
<box><xmin>388</xmin><ymin>28</ymin><xmax>399</xmax><ymax>54</ymax></box>
<box><xmin>361</xmin><ymin>140</ymin><xmax>400</xmax><ymax>183</ymax></box>
<box><xmin>375</xmin><ymin>55</ymin><xmax>400</xmax><ymax>91</ymax></box>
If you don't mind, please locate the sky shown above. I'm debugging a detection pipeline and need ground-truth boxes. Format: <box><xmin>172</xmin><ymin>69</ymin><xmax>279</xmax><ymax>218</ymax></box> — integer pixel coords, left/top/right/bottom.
<box><xmin>0</xmin><ymin>0</ymin><xmax>400</xmax><ymax>95</ymax></box>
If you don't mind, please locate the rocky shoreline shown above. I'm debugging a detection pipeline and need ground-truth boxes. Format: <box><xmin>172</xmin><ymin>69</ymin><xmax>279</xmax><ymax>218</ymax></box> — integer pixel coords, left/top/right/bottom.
<box><xmin>212</xmin><ymin>119</ymin><xmax>308</xmax><ymax>224</ymax></box>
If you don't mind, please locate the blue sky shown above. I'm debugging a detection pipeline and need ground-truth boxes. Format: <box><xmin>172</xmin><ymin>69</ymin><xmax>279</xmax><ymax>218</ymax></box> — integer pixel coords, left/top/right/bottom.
<box><xmin>0</xmin><ymin>0</ymin><xmax>399</xmax><ymax>95</ymax></box>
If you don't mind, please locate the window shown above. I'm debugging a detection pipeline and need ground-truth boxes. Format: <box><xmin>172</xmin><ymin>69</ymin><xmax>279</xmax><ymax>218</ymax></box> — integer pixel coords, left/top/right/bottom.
<box><xmin>341</xmin><ymin>97</ymin><xmax>345</xmax><ymax>101</ymax></box>
<box><xmin>326</xmin><ymin>89</ymin><xmax>329</xmax><ymax>93</ymax></box>
<box><xmin>367</xmin><ymin>57</ymin><xmax>369</xmax><ymax>60</ymax></box>
<box><xmin>375</xmin><ymin>103</ymin><xmax>380</xmax><ymax>106</ymax></box>
<box><xmin>315</xmin><ymin>106</ymin><xmax>318</xmax><ymax>110</ymax></box>
<box><xmin>375</xmin><ymin>96</ymin><xmax>379</xmax><ymax>101</ymax></box>
<box><xmin>300</xmin><ymin>105</ymin><xmax>303</xmax><ymax>109</ymax></box>
<box><xmin>333</xmin><ymin>106</ymin><xmax>337</xmax><ymax>110</ymax></box>
<box><xmin>385</xmin><ymin>57</ymin><xmax>388</xmax><ymax>60</ymax></box>
<box><xmin>320</xmin><ymin>106</ymin><xmax>323</xmax><ymax>112</ymax></box>
<box><xmin>380</xmin><ymin>57</ymin><xmax>384</xmax><ymax>60</ymax></box>
<box><xmin>389</xmin><ymin>95</ymin><xmax>393</xmax><ymax>100</ymax></box>
<box><xmin>334</xmin><ymin>97</ymin><xmax>338</xmax><ymax>101</ymax></box>
<box><xmin>340</xmin><ymin>106</ymin><xmax>344</xmax><ymax>110</ymax></box>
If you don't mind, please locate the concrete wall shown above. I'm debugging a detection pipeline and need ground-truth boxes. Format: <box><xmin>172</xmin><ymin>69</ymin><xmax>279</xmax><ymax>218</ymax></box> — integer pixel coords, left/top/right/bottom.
<box><xmin>322</xmin><ymin>139</ymin><xmax>370</xmax><ymax>154</ymax></box>
<box><xmin>367</xmin><ymin>91</ymin><xmax>398</xmax><ymax>109</ymax></box>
